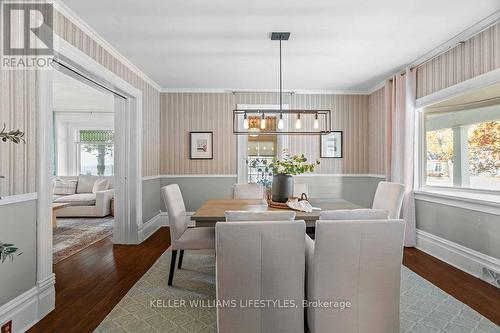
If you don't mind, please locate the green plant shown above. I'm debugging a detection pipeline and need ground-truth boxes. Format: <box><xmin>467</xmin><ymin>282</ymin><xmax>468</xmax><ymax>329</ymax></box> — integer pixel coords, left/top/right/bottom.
<box><xmin>250</xmin><ymin>149</ymin><xmax>320</xmax><ymax>176</ymax></box>
<box><xmin>0</xmin><ymin>124</ymin><xmax>25</xmax><ymax>144</ymax></box>
<box><xmin>0</xmin><ymin>242</ymin><xmax>22</xmax><ymax>263</ymax></box>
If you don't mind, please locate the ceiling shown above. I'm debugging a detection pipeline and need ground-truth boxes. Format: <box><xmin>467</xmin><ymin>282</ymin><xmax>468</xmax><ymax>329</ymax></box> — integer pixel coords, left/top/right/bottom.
<box><xmin>53</xmin><ymin>70</ymin><xmax>114</xmax><ymax>111</ymax></box>
<box><xmin>61</xmin><ymin>0</ymin><xmax>500</xmax><ymax>92</ymax></box>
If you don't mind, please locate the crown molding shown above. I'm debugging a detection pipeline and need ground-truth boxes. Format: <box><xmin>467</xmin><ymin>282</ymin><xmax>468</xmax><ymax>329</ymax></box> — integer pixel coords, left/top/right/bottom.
<box><xmin>53</xmin><ymin>1</ymin><xmax>162</xmax><ymax>92</ymax></box>
<box><xmin>160</xmin><ymin>88</ymin><xmax>372</xmax><ymax>95</ymax></box>
<box><xmin>366</xmin><ymin>81</ymin><xmax>386</xmax><ymax>95</ymax></box>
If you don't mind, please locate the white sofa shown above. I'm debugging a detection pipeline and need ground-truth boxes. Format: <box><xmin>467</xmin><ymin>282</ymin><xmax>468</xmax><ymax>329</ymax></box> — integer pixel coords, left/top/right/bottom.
<box><xmin>52</xmin><ymin>175</ymin><xmax>114</xmax><ymax>218</ymax></box>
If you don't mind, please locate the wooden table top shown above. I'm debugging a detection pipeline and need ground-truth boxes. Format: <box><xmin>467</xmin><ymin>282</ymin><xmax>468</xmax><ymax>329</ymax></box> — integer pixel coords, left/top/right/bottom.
<box><xmin>191</xmin><ymin>198</ymin><xmax>361</xmax><ymax>224</ymax></box>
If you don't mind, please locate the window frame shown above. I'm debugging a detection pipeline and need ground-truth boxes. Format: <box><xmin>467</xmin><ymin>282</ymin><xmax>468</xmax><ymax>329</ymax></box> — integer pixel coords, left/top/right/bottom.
<box><xmin>414</xmin><ymin>68</ymin><xmax>500</xmax><ymax>212</ymax></box>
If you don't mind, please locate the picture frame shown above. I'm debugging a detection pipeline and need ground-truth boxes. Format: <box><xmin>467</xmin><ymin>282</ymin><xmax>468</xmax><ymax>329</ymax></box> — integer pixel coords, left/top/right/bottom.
<box><xmin>189</xmin><ymin>131</ymin><xmax>213</xmax><ymax>159</ymax></box>
<box><xmin>320</xmin><ymin>131</ymin><xmax>343</xmax><ymax>158</ymax></box>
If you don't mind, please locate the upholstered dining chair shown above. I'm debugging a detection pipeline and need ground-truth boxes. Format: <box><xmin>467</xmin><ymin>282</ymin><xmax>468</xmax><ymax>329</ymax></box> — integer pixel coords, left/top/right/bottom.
<box><xmin>161</xmin><ymin>184</ymin><xmax>215</xmax><ymax>286</ymax></box>
<box><xmin>233</xmin><ymin>183</ymin><xmax>265</xmax><ymax>199</ymax></box>
<box><xmin>216</xmin><ymin>221</ymin><xmax>306</xmax><ymax>333</ymax></box>
<box><xmin>306</xmin><ymin>219</ymin><xmax>405</xmax><ymax>333</ymax></box>
<box><xmin>320</xmin><ymin>208</ymin><xmax>389</xmax><ymax>220</ymax></box>
<box><xmin>225</xmin><ymin>210</ymin><xmax>296</xmax><ymax>221</ymax></box>
<box><xmin>372</xmin><ymin>181</ymin><xmax>405</xmax><ymax>219</ymax></box>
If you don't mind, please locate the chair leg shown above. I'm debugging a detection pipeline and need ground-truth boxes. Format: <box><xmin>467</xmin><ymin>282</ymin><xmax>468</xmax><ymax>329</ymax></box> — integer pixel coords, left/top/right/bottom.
<box><xmin>168</xmin><ymin>250</ymin><xmax>177</xmax><ymax>286</ymax></box>
<box><xmin>178</xmin><ymin>250</ymin><xmax>184</xmax><ymax>269</ymax></box>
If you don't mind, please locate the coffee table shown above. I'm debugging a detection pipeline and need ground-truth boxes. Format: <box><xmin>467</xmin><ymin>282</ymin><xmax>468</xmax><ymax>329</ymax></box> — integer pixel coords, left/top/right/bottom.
<box><xmin>52</xmin><ymin>203</ymin><xmax>70</xmax><ymax>228</ymax></box>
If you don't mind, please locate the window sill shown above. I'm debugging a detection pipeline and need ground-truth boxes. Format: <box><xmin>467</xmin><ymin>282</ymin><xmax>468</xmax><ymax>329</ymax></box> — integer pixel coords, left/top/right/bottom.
<box><xmin>414</xmin><ymin>187</ymin><xmax>500</xmax><ymax>216</ymax></box>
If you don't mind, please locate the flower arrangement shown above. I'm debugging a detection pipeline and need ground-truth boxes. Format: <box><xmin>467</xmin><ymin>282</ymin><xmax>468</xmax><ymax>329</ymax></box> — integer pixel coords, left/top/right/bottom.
<box><xmin>271</xmin><ymin>150</ymin><xmax>320</xmax><ymax>175</ymax></box>
<box><xmin>249</xmin><ymin>150</ymin><xmax>320</xmax><ymax>180</ymax></box>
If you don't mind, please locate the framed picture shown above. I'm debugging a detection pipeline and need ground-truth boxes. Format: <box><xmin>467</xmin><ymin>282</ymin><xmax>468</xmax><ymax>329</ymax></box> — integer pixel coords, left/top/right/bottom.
<box><xmin>189</xmin><ymin>131</ymin><xmax>213</xmax><ymax>159</ymax></box>
<box><xmin>320</xmin><ymin>131</ymin><xmax>343</xmax><ymax>158</ymax></box>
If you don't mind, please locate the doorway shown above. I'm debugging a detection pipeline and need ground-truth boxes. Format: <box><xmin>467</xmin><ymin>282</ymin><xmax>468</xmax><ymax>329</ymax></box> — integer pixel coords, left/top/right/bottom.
<box><xmin>51</xmin><ymin>70</ymin><xmax>116</xmax><ymax>263</ymax></box>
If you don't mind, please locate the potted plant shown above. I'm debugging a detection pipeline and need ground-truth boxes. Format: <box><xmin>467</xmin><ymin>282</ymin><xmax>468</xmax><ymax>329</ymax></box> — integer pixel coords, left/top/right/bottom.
<box><xmin>269</xmin><ymin>150</ymin><xmax>320</xmax><ymax>203</ymax></box>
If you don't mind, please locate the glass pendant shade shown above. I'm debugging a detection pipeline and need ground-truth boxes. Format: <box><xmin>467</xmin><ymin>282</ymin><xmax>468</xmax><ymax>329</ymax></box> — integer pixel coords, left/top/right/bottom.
<box><xmin>295</xmin><ymin>113</ymin><xmax>302</xmax><ymax>129</ymax></box>
<box><xmin>277</xmin><ymin>113</ymin><xmax>284</xmax><ymax>130</ymax></box>
<box><xmin>243</xmin><ymin>113</ymin><xmax>249</xmax><ymax>129</ymax></box>
<box><xmin>260</xmin><ymin>113</ymin><xmax>266</xmax><ymax>129</ymax></box>
<box><xmin>313</xmin><ymin>113</ymin><xmax>319</xmax><ymax>129</ymax></box>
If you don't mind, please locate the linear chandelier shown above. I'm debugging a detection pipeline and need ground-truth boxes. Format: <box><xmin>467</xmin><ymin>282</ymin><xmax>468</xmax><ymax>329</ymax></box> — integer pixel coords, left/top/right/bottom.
<box><xmin>233</xmin><ymin>32</ymin><xmax>332</xmax><ymax>135</ymax></box>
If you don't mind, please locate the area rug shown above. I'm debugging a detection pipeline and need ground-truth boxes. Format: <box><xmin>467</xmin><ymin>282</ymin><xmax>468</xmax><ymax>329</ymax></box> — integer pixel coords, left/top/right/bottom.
<box><xmin>53</xmin><ymin>217</ymin><xmax>114</xmax><ymax>264</ymax></box>
<box><xmin>94</xmin><ymin>250</ymin><xmax>499</xmax><ymax>333</ymax></box>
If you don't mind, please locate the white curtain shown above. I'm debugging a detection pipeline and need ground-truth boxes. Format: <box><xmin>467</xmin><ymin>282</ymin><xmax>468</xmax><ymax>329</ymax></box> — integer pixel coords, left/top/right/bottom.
<box><xmin>385</xmin><ymin>66</ymin><xmax>417</xmax><ymax>247</ymax></box>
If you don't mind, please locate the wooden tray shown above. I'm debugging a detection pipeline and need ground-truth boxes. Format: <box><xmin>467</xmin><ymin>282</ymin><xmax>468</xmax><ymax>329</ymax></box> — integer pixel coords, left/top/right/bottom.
<box><xmin>266</xmin><ymin>193</ymin><xmax>308</xmax><ymax>211</ymax></box>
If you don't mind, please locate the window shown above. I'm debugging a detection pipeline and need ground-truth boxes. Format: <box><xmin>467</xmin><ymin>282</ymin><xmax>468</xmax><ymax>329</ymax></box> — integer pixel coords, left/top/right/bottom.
<box><xmin>424</xmin><ymin>106</ymin><xmax>500</xmax><ymax>191</ymax></box>
<box><xmin>78</xmin><ymin>130</ymin><xmax>114</xmax><ymax>176</ymax></box>
<box><xmin>247</xmin><ymin>141</ymin><xmax>276</xmax><ymax>187</ymax></box>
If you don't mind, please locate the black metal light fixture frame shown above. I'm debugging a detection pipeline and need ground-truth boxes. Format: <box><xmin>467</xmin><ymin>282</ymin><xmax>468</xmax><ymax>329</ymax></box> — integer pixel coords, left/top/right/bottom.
<box><xmin>233</xmin><ymin>32</ymin><xmax>332</xmax><ymax>136</ymax></box>
<box><xmin>233</xmin><ymin>109</ymin><xmax>331</xmax><ymax>135</ymax></box>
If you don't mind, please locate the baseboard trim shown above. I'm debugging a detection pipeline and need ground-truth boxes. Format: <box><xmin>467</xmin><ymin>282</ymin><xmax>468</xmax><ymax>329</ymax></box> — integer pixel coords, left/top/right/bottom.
<box><xmin>0</xmin><ymin>275</ymin><xmax>55</xmax><ymax>333</ymax></box>
<box><xmin>139</xmin><ymin>212</ymin><xmax>169</xmax><ymax>242</ymax></box>
<box><xmin>416</xmin><ymin>229</ymin><xmax>500</xmax><ymax>288</ymax></box>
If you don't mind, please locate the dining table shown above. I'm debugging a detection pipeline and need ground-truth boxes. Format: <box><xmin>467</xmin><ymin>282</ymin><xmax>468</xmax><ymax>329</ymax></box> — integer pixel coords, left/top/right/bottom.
<box><xmin>191</xmin><ymin>198</ymin><xmax>362</xmax><ymax>227</ymax></box>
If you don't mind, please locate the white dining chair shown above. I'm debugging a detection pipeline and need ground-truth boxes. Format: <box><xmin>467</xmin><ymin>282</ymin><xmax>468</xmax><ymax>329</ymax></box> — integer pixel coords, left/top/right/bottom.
<box><xmin>320</xmin><ymin>209</ymin><xmax>389</xmax><ymax>220</ymax></box>
<box><xmin>293</xmin><ymin>183</ymin><xmax>309</xmax><ymax>198</ymax></box>
<box><xmin>306</xmin><ymin>219</ymin><xmax>405</xmax><ymax>333</ymax></box>
<box><xmin>225</xmin><ymin>210</ymin><xmax>296</xmax><ymax>221</ymax></box>
<box><xmin>372</xmin><ymin>181</ymin><xmax>405</xmax><ymax>219</ymax></box>
<box><xmin>161</xmin><ymin>184</ymin><xmax>215</xmax><ymax>286</ymax></box>
<box><xmin>233</xmin><ymin>183</ymin><xmax>265</xmax><ymax>199</ymax></box>
<box><xmin>216</xmin><ymin>220</ymin><xmax>306</xmax><ymax>333</ymax></box>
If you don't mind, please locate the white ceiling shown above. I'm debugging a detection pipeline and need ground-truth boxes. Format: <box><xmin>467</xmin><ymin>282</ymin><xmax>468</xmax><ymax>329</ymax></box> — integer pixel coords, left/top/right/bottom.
<box><xmin>61</xmin><ymin>0</ymin><xmax>500</xmax><ymax>92</ymax></box>
<box><xmin>53</xmin><ymin>70</ymin><xmax>114</xmax><ymax>111</ymax></box>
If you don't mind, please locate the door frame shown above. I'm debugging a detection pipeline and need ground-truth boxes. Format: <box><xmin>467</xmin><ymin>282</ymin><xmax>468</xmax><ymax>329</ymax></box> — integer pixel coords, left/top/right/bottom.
<box><xmin>36</xmin><ymin>36</ymin><xmax>143</xmax><ymax>315</ymax></box>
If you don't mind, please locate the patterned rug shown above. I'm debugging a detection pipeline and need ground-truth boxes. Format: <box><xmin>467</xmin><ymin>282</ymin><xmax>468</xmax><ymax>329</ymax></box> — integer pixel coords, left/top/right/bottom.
<box><xmin>53</xmin><ymin>216</ymin><xmax>114</xmax><ymax>264</ymax></box>
<box><xmin>94</xmin><ymin>250</ymin><xmax>499</xmax><ymax>333</ymax></box>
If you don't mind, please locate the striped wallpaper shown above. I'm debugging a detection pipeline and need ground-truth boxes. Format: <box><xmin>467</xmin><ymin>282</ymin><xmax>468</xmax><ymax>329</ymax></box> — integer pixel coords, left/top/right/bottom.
<box><xmin>368</xmin><ymin>88</ymin><xmax>386</xmax><ymax>175</ymax></box>
<box><xmin>0</xmin><ymin>70</ymin><xmax>37</xmax><ymax>195</ymax></box>
<box><xmin>160</xmin><ymin>92</ymin><xmax>372</xmax><ymax>175</ymax></box>
<box><xmin>417</xmin><ymin>22</ymin><xmax>500</xmax><ymax>98</ymax></box>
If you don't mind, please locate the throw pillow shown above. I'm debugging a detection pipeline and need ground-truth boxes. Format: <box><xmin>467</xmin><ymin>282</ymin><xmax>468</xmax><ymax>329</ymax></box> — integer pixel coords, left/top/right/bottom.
<box><xmin>92</xmin><ymin>179</ymin><xmax>109</xmax><ymax>193</ymax></box>
<box><xmin>53</xmin><ymin>179</ymin><xmax>77</xmax><ymax>195</ymax></box>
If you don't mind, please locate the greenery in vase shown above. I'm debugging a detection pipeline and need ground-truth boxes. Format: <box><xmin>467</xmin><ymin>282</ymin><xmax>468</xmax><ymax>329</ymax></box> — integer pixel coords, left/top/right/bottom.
<box><xmin>249</xmin><ymin>150</ymin><xmax>320</xmax><ymax>178</ymax></box>
<box><xmin>0</xmin><ymin>242</ymin><xmax>22</xmax><ymax>263</ymax></box>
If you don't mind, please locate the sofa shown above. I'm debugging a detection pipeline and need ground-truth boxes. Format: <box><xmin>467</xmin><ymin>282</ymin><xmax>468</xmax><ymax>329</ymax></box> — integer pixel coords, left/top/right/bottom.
<box><xmin>52</xmin><ymin>175</ymin><xmax>114</xmax><ymax>218</ymax></box>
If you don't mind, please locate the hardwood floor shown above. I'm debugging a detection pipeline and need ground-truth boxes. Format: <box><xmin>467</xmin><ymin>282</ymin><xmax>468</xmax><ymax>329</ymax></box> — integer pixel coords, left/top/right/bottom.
<box><xmin>29</xmin><ymin>228</ymin><xmax>499</xmax><ymax>332</ymax></box>
<box><xmin>28</xmin><ymin>228</ymin><xmax>171</xmax><ymax>333</ymax></box>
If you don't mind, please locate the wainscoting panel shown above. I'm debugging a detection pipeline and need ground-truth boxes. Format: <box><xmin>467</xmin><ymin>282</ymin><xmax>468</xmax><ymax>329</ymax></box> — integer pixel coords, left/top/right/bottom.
<box><xmin>417</xmin><ymin>22</ymin><xmax>500</xmax><ymax>98</ymax></box>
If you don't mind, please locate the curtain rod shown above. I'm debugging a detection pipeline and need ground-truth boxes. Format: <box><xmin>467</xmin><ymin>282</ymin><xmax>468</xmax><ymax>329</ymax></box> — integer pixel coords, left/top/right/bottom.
<box><xmin>410</xmin><ymin>13</ymin><xmax>500</xmax><ymax>71</ymax></box>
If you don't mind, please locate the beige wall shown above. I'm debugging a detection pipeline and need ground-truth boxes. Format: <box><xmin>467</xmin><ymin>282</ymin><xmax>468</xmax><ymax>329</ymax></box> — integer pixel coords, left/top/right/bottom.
<box><xmin>160</xmin><ymin>92</ymin><xmax>374</xmax><ymax>175</ymax></box>
<box><xmin>417</xmin><ymin>22</ymin><xmax>500</xmax><ymax>98</ymax></box>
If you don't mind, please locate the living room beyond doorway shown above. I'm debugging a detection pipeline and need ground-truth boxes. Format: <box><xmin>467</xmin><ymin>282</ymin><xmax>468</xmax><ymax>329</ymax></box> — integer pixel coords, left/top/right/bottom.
<box><xmin>51</xmin><ymin>70</ymin><xmax>115</xmax><ymax>263</ymax></box>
